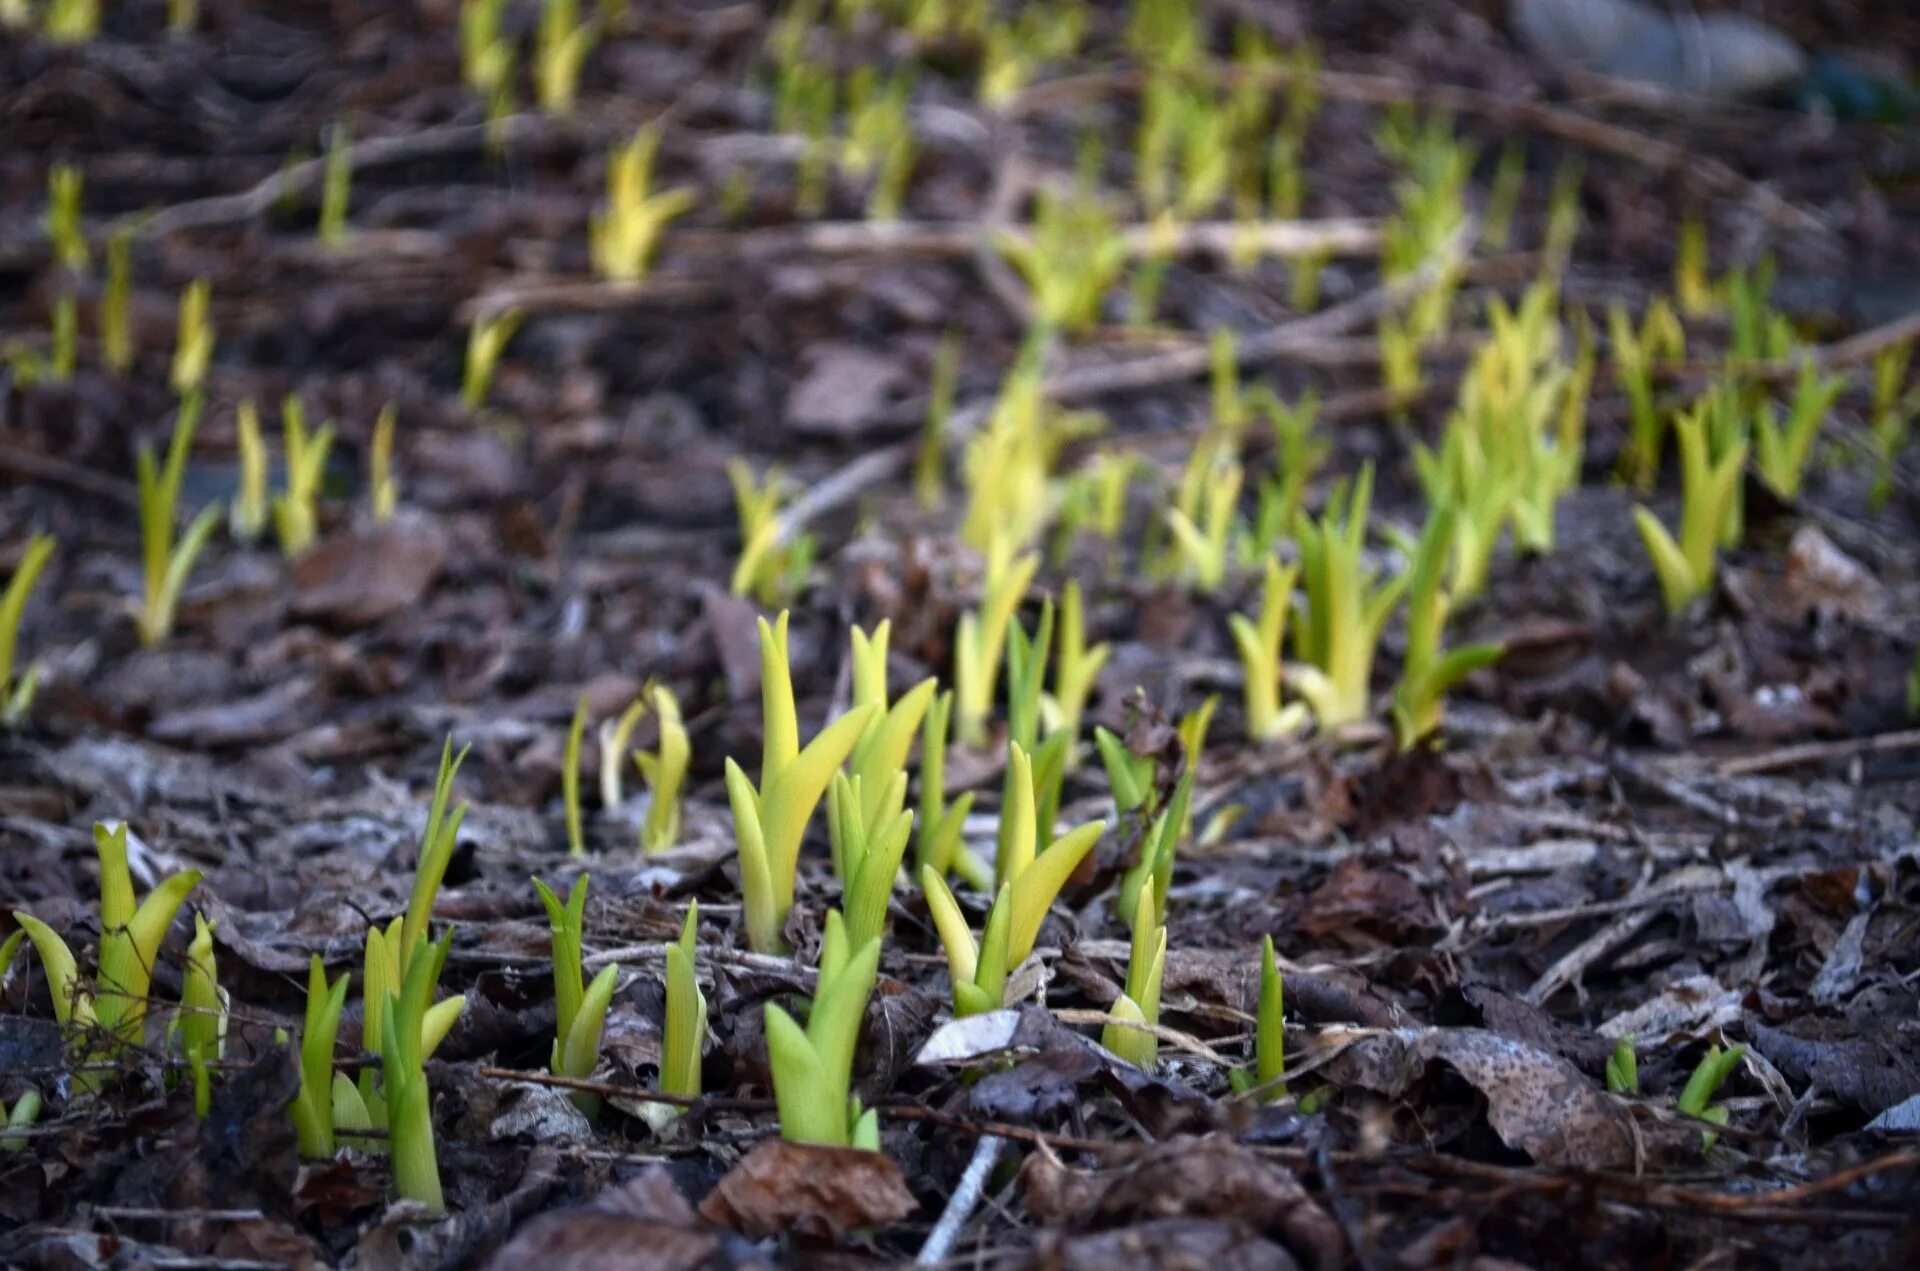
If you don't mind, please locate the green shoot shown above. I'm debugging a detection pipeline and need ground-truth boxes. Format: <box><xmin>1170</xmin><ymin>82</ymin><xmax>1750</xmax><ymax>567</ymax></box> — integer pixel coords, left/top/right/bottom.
<box><xmin>170</xmin><ymin>279</ymin><xmax>214</xmax><ymax>398</ymax></box>
<box><xmin>319</xmin><ymin>119</ymin><xmax>352</xmax><ymax>248</ymax></box>
<box><xmin>382</xmin><ymin>930</ymin><xmax>454</xmax><ymax>1212</ymax></box>
<box><xmin>1230</xmin><ymin>935</ymin><xmax>1286</xmax><ymax>1100</ymax></box>
<box><xmin>45</xmin><ymin>165</ymin><xmax>87</xmax><ymax>274</ymax></box>
<box><xmin>913</xmin><ymin>330</ymin><xmax>962</xmax><ymax>509</ymax></box>
<box><xmin>1676</xmin><ymin>1043</ymin><xmax>1745</xmax><ymax>1152</ymax></box>
<box><xmin>1391</xmin><ymin>506</ymin><xmax>1503</xmax><ymax>750</ymax></box>
<box><xmin>590</xmin><ymin>126</ymin><xmax>695</xmax><ymax>282</ymax></box>
<box><xmin>661</xmin><ymin>903</ymin><xmax>706</xmax><ymax>1104</ymax></box>
<box><xmin>765</xmin><ymin>910</ymin><xmax>881</xmax><ymax>1148</ymax></box>
<box><xmin>1675</xmin><ymin>213</ymin><xmax>1716</xmax><ymax>317</ymax></box>
<box><xmin>534</xmin><ymin>874</ymin><xmax>620</xmax><ymax>1118</ymax></box>
<box><xmin>1633</xmin><ymin>406</ymin><xmax>1746</xmax><ymax>614</ymax></box>
<box><xmin>915</xmin><ymin>689</ymin><xmax>976</xmax><ymax>882</ymax></box>
<box><xmin>564</xmin><ymin>695</ymin><xmax>588</xmax><ymax>856</ymax></box>
<box><xmin>1725</xmin><ymin>259</ymin><xmax>1794</xmax><ymax>364</ymax></box>
<box><xmin>535</xmin><ymin>0</ymin><xmax>599</xmax><ymax>115</ymax></box>
<box><xmin>598</xmin><ymin>697</ymin><xmax>648</xmax><ymax>810</ymax></box>
<box><xmin>1165</xmin><ymin>455</ymin><xmax>1243</xmax><ymax>593</ymax></box>
<box><xmin>1752</xmin><ymin>359</ymin><xmax>1845</xmax><ymax>499</ymax></box>
<box><xmin>978</xmin><ymin>0</ymin><xmax>1086</xmax><ymax>104</ymax></box>
<box><xmin>230</xmin><ymin>400</ymin><xmax>269</xmax><ymax>543</ymax></box>
<box><xmin>290</xmin><ymin>955</ymin><xmax>351</xmax><ymax>1158</ymax></box>
<box><xmin>993</xmin><ymin>184</ymin><xmax>1127</xmax><ymax>335</ymax></box>
<box><xmin>953</xmin><ymin>537</ymin><xmax>1039</xmax><ymax>747</ymax></box>
<box><xmin>1868</xmin><ymin>342</ymin><xmax>1913</xmax><ymax>512</ymax></box>
<box><xmin>1290</xmin><ymin>465</ymin><xmax>1406</xmax><ymax>729</ymax></box>
<box><xmin>1048</xmin><ymin>579</ymin><xmax>1108</xmax><ymax>753</ymax></box>
<box><xmin>370</xmin><ymin>402</ymin><xmax>399</xmax><ymax>522</ymax></box>
<box><xmin>1249</xmin><ymin>389</ymin><xmax>1325</xmax><ymax>553</ymax></box>
<box><xmin>922</xmin><ymin>871</ymin><xmax>1013</xmax><ymax>1017</ymax></box>
<box><xmin>43</xmin><ymin>0</ymin><xmax>99</xmax><ymax>42</ymax></box>
<box><xmin>1480</xmin><ymin>141</ymin><xmax>1525</xmax><ymax>252</ymax></box>
<box><xmin>136</xmin><ymin>396</ymin><xmax>223</xmax><ymax>646</ymax></box>
<box><xmin>1229</xmin><ymin>556</ymin><xmax>1308</xmax><ymax>743</ymax></box>
<box><xmin>992</xmin><ymin>741</ymin><xmax>1104</xmax><ymax>962</ymax></box>
<box><xmin>1117</xmin><ymin>764</ymin><xmax>1192</xmax><ymax>930</ymax></box>
<box><xmin>842</xmin><ymin>621</ymin><xmax>937</xmax><ymax>870</ymax></box>
<box><xmin>101</xmin><ymin>223</ymin><xmax>133</xmax><ymax>374</ymax></box>
<box><xmin>1</xmin><ymin>1089</ymin><xmax>42</xmax><ymax>1153</ymax></box>
<box><xmin>462</xmin><ymin>308</ymin><xmax>522</xmax><ymax>413</ymax></box>
<box><xmin>176</xmin><ymin>913</ymin><xmax>226</xmax><ymax>1117</ymax></box>
<box><xmin>1609</xmin><ymin>298</ymin><xmax>1685</xmax><ymax>489</ymax></box>
<box><xmin>1605</xmin><ymin>1035</ymin><xmax>1638</xmax><ymax>1095</ymax></box>
<box><xmin>633</xmin><ymin>684</ymin><xmax>689</xmax><ymax>853</ymax></box>
<box><xmin>1</xmin><ymin>533</ymin><xmax>55</xmax><ymax>727</ymax></box>
<box><xmin>729</xmin><ymin>459</ymin><xmax>814</xmax><ymax>606</ymax></box>
<box><xmin>727</xmin><ymin>613</ymin><xmax>877</xmax><ymax>954</ymax></box>
<box><xmin>1094</xmin><ymin>725</ymin><xmax>1154</xmax><ymax>817</ymax></box>
<box><xmin>460</xmin><ymin>0</ymin><xmax>514</xmax><ymax>99</ymax></box>
<box><xmin>49</xmin><ymin>292</ymin><xmax>76</xmax><ymax>384</ymax></box>
<box><xmin>1100</xmin><ymin>885</ymin><xmax>1167</xmax><ymax>1069</ymax></box>
<box><xmin>273</xmin><ymin>396</ymin><xmax>335</xmax><ymax>556</ymax></box>
<box><xmin>842</xmin><ymin>66</ymin><xmax>917</xmax><ymax>221</ymax></box>
<box><xmin>830</xmin><ymin>773</ymin><xmax>914</xmax><ymax>950</ymax></box>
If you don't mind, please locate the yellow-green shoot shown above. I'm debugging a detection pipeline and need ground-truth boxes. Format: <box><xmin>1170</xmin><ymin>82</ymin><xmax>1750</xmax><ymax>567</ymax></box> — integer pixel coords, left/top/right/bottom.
<box><xmin>42</xmin><ymin>0</ymin><xmax>99</xmax><ymax>42</ymax></box>
<box><xmin>1229</xmin><ymin>556</ymin><xmax>1307</xmax><ymax>743</ymax></box>
<box><xmin>590</xmin><ymin>126</ymin><xmax>695</xmax><ymax>283</ymax></box>
<box><xmin>1869</xmin><ymin>342</ymin><xmax>1913</xmax><ymax>512</ymax></box>
<box><xmin>176</xmin><ymin>913</ymin><xmax>226</xmax><ymax>1117</ymax></box>
<box><xmin>1752</xmin><ymin>359</ymin><xmax>1845</xmax><ymax>499</ymax></box>
<box><xmin>290</xmin><ymin>955</ymin><xmax>351</xmax><ymax>1158</ymax></box>
<box><xmin>913</xmin><ymin>330</ymin><xmax>963</xmax><ymax>509</ymax></box>
<box><xmin>922</xmin><ymin>872</ymin><xmax>1013</xmax><ymax>1018</ymax></box>
<box><xmin>842</xmin><ymin>65</ymin><xmax>917</xmax><ymax>221</ymax></box>
<box><xmin>1290</xmin><ymin>465</ymin><xmax>1405</xmax><ymax>730</ymax></box>
<box><xmin>632</xmin><ymin>684</ymin><xmax>689</xmax><ymax>853</ymax></box>
<box><xmin>462</xmin><ymin>308</ymin><xmax>522</xmax><ymax>412</ymax></box>
<box><xmin>535</xmin><ymin>874</ymin><xmax>619</xmax><ymax>1118</ymax></box>
<box><xmin>995</xmin><ymin>604</ymin><xmax>1070</xmax><ymax>881</ymax></box>
<box><xmin>1165</xmin><ymin>454</ymin><xmax>1243</xmax><ymax>594</ymax></box>
<box><xmin>1609</xmin><ymin>298</ymin><xmax>1685</xmax><ymax>489</ymax></box>
<box><xmin>661</xmin><ymin>902</ymin><xmax>705</xmax><ymax>1105</ymax></box>
<box><xmin>1</xmin><ymin>1088</ymin><xmax>42</xmax><ymax>1154</ymax></box>
<box><xmin>829</xmin><ymin>773</ymin><xmax>914</xmax><ymax>951</ymax></box>
<box><xmin>727</xmin><ymin>613</ymin><xmax>876</xmax><ymax>954</ymax></box>
<box><xmin>1229</xmin><ymin>935</ymin><xmax>1285</xmax><ymax>1101</ymax></box>
<box><xmin>49</xmin><ymin>292</ymin><xmax>76</xmax><ymax>384</ymax></box>
<box><xmin>1101</xmin><ymin>885</ymin><xmax>1167</xmax><ymax>1069</ymax></box>
<box><xmin>1116</xmin><ymin>764</ymin><xmax>1192</xmax><ymax>930</ymax></box>
<box><xmin>101</xmin><ymin>224</ymin><xmax>133</xmax><ymax>375</ymax></box>
<box><xmin>1094</xmin><ymin>725</ymin><xmax>1155</xmax><ymax>818</ymax></box>
<box><xmin>1391</xmin><ymin>506</ymin><xmax>1503</xmax><ymax>750</ymax></box>
<box><xmin>1046</xmin><ymin>579</ymin><xmax>1108</xmax><ymax>755</ymax></box>
<box><xmin>230</xmin><ymin>400</ymin><xmax>269</xmax><ymax>543</ymax></box>
<box><xmin>136</xmin><ymin>397</ymin><xmax>223</xmax><ymax>647</ymax></box>
<box><xmin>1675</xmin><ymin>213</ymin><xmax>1716</xmax><ymax>318</ymax></box>
<box><xmin>460</xmin><ymin>0</ymin><xmax>514</xmax><ymax>98</ymax></box>
<box><xmin>765</xmin><ymin>910</ymin><xmax>881</xmax><ymax>1149</ymax></box>
<box><xmin>1250</xmin><ymin>389</ymin><xmax>1325</xmax><ymax>553</ymax></box>
<box><xmin>953</xmin><ymin>537</ymin><xmax>1039</xmax><ymax>747</ymax></box>
<box><xmin>1633</xmin><ymin>407</ymin><xmax>1746</xmax><ymax>614</ymax></box>
<box><xmin>370</xmin><ymin>402</ymin><xmax>399</xmax><ymax>522</ymax></box>
<box><xmin>45</xmin><ymin>165</ymin><xmax>87</xmax><ymax>274</ymax></box>
<box><xmin>273</xmin><ymin>396</ymin><xmax>335</xmax><ymax>556</ymax></box>
<box><xmin>564</xmin><ymin>695</ymin><xmax>588</xmax><ymax>856</ymax></box>
<box><xmin>1605</xmin><ymin>1035</ymin><xmax>1638</xmax><ymax>1095</ymax></box>
<box><xmin>168</xmin><ymin>0</ymin><xmax>196</xmax><ymax>34</ymax></box>
<box><xmin>1677</xmin><ymin>1042</ymin><xmax>1745</xmax><ymax>1152</ymax></box>
<box><xmin>991</xmin><ymin>742</ymin><xmax>1104</xmax><ymax>962</ymax></box>
<box><xmin>1</xmin><ymin>534</ymin><xmax>55</xmax><ymax>727</ymax></box>
<box><xmin>319</xmin><ymin>119</ymin><xmax>352</xmax><ymax>248</ymax></box>
<box><xmin>839</xmin><ymin>622</ymin><xmax>937</xmax><ymax>878</ymax></box>
<box><xmin>535</xmin><ymin>0</ymin><xmax>598</xmax><ymax>115</ymax></box>
<box><xmin>993</xmin><ymin>184</ymin><xmax>1127</xmax><ymax>336</ymax></box>
<box><xmin>729</xmin><ymin>459</ymin><xmax>813</xmax><ymax>607</ymax></box>
<box><xmin>170</xmin><ymin>280</ymin><xmax>215</xmax><ymax>399</ymax></box>
<box><xmin>915</xmin><ymin>689</ymin><xmax>977</xmax><ymax>884</ymax></box>
<box><xmin>381</xmin><ymin>929</ymin><xmax>455</xmax><ymax>1212</ymax></box>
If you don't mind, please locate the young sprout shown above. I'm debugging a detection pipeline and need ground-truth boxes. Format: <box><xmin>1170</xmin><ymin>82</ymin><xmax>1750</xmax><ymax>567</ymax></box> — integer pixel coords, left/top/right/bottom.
<box><xmin>1725</xmin><ymin>259</ymin><xmax>1794</xmax><ymax>364</ymax></box>
<box><xmin>534</xmin><ymin>0</ymin><xmax>599</xmax><ymax>115</ymax></box>
<box><xmin>170</xmin><ymin>279</ymin><xmax>214</xmax><ymax>399</ymax></box>
<box><xmin>1290</xmin><ymin>465</ymin><xmax>1406</xmax><ymax>730</ymax></box>
<box><xmin>633</xmin><ymin>684</ymin><xmax>690</xmax><ymax>853</ymax></box>
<box><xmin>459</xmin><ymin>0</ymin><xmax>514</xmax><ymax>98</ymax></box>
<box><xmin>660</xmin><ymin>903</ymin><xmax>706</xmax><ymax>1105</ymax></box>
<box><xmin>1480</xmin><ymin>141</ymin><xmax>1526</xmax><ymax>252</ymax></box>
<box><xmin>1117</xmin><ymin>763</ymin><xmax>1193</xmax><ymax>929</ymax></box>
<box><xmin>1230</xmin><ymin>936</ymin><xmax>1286</xmax><ymax>1100</ymax></box>
<box><xmin>729</xmin><ymin>460</ymin><xmax>814</xmax><ymax>606</ymax></box>
<box><xmin>1165</xmin><ymin>456</ymin><xmax>1243</xmax><ymax>593</ymax></box>
<box><xmin>1101</xmin><ymin>886</ymin><xmax>1167</xmax><ymax>1069</ymax></box>
<box><xmin>534</xmin><ymin>875</ymin><xmax>620</xmax><ymax>1119</ymax></box>
<box><xmin>597</xmin><ymin>696</ymin><xmax>648</xmax><ymax>811</ymax></box>
<box><xmin>913</xmin><ymin>330</ymin><xmax>963</xmax><ymax>509</ymax></box>
<box><xmin>842</xmin><ymin>66</ymin><xmax>917</xmax><ymax>221</ymax></box>
<box><xmin>978</xmin><ymin>0</ymin><xmax>1087</xmax><ymax>104</ymax></box>
<box><xmin>369</xmin><ymin>402</ymin><xmax>399</xmax><ymax>522</ymax></box>
<box><xmin>995</xmin><ymin>605</ymin><xmax>1070</xmax><ymax>879</ymax></box>
<box><xmin>829</xmin><ymin>774</ymin><xmax>914</xmax><ymax>951</ymax></box>
<box><xmin>462</xmin><ymin>308</ymin><xmax>522</xmax><ymax>412</ymax></box>
<box><xmin>101</xmin><ymin>224</ymin><xmax>134</xmax><ymax>375</ymax></box>
<box><xmin>1752</xmin><ymin>359</ymin><xmax>1845</xmax><ymax>499</ymax></box>
<box><xmin>923</xmin><ymin>871</ymin><xmax>1013</xmax><ymax>1017</ymax></box>
<box><xmin>1609</xmin><ymin>299</ymin><xmax>1685</xmax><ymax>490</ymax></box>
<box><xmin>136</xmin><ymin>397</ymin><xmax>223</xmax><ymax>647</ymax></box>
<box><xmin>290</xmin><ymin>955</ymin><xmax>351</xmax><ymax>1158</ymax></box>
<box><xmin>1605</xmin><ymin>1035</ymin><xmax>1638</xmax><ymax>1095</ymax></box>
<box><xmin>1391</xmin><ymin>506</ymin><xmax>1504</xmax><ymax>750</ymax></box>
<box><xmin>319</xmin><ymin>119</ymin><xmax>352</xmax><ymax>248</ymax></box>
<box><xmin>1868</xmin><ymin>342</ymin><xmax>1913</xmax><ymax>512</ymax></box>
<box><xmin>953</xmin><ymin>536</ymin><xmax>1039</xmax><ymax>747</ymax></box>
<box><xmin>727</xmin><ymin>613</ymin><xmax>877</xmax><ymax>954</ymax></box>
<box><xmin>1</xmin><ymin>1089</ymin><xmax>42</xmax><ymax>1154</ymax></box>
<box><xmin>764</xmin><ymin>911</ymin><xmax>881</xmax><ymax>1148</ymax></box>
<box><xmin>43</xmin><ymin>0</ymin><xmax>100</xmax><ymax>42</ymax></box>
<box><xmin>273</xmin><ymin>396</ymin><xmax>335</xmax><ymax>557</ymax></box>
<box><xmin>1633</xmin><ymin>407</ymin><xmax>1746</xmax><ymax>614</ymax></box>
<box><xmin>1675</xmin><ymin>213</ymin><xmax>1716</xmax><ymax>317</ymax></box>
<box><xmin>589</xmin><ymin>126</ymin><xmax>696</xmax><ymax>283</ymax></box>
<box><xmin>993</xmin><ymin>184</ymin><xmax>1128</xmax><ymax>335</ymax></box>
<box><xmin>1</xmin><ymin>534</ymin><xmax>55</xmax><ymax>728</ymax></box>
<box><xmin>564</xmin><ymin>695</ymin><xmax>589</xmax><ymax>856</ymax></box>
<box><xmin>1230</xmin><ymin>557</ymin><xmax>1307</xmax><ymax>743</ymax></box>
<box><xmin>1094</xmin><ymin>725</ymin><xmax>1155</xmax><ymax>818</ymax></box>
<box><xmin>229</xmin><ymin>400</ymin><xmax>269</xmax><ymax>543</ymax></box>
<box><xmin>1249</xmin><ymin>389</ymin><xmax>1325</xmax><ymax>553</ymax></box>
<box><xmin>168</xmin><ymin>0</ymin><xmax>196</xmax><ymax>33</ymax></box>
<box><xmin>1676</xmin><ymin>1042</ymin><xmax>1745</xmax><ymax>1152</ymax></box>
<box><xmin>46</xmin><ymin>291</ymin><xmax>76</xmax><ymax>384</ymax></box>
<box><xmin>841</xmin><ymin>622</ymin><xmax>937</xmax><ymax>863</ymax></box>
<box><xmin>915</xmin><ymin>689</ymin><xmax>977</xmax><ymax>883</ymax></box>
<box><xmin>382</xmin><ymin>930</ymin><xmax>455</xmax><ymax>1212</ymax></box>
<box><xmin>991</xmin><ymin>742</ymin><xmax>1105</xmax><ymax>960</ymax></box>
<box><xmin>1047</xmin><ymin>580</ymin><xmax>1109</xmax><ymax>753</ymax></box>
<box><xmin>45</xmin><ymin>165</ymin><xmax>88</xmax><ymax>274</ymax></box>
<box><xmin>176</xmin><ymin>913</ymin><xmax>226</xmax><ymax>1117</ymax></box>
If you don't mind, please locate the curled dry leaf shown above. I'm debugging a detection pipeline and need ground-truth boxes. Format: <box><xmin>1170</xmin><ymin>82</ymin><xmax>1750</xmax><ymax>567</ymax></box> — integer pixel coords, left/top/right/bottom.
<box><xmin>697</xmin><ymin>1138</ymin><xmax>917</xmax><ymax>1241</ymax></box>
<box><xmin>292</xmin><ymin>520</ymin><xmax>448</xmax><ymax>626</ymax></box>
<box><xmin>1034</xmin><ymin>1217</ymin><xmax>1303</xmax><ymax>1271</ymax></box>
<box><xmin>488</xmin><ymin>1167</ymin><xmax>772</xmax><ymax>1271</ymax></box>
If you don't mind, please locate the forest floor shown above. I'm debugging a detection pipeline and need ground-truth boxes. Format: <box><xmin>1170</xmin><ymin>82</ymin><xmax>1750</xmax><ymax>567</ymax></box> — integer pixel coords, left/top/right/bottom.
<box><xmin>2</xmin><ymin>2</ymin><xmax>1919</xmax><ymax>1268</ymax></box>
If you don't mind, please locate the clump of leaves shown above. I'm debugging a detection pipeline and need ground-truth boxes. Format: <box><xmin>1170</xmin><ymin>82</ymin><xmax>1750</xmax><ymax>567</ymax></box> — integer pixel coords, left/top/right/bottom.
<box><xmin>1</xmin><ymin>534</ymin><xmax>56</xmax><ymax>727</ymax></box>
<box><xmin>1290</xmin><ymin>465</ymin><xmax>1405</xmax><ymax>730</ymax></box>
<box><xmin>989</xmin><ymin>740</ymin><xmax>1105</xmax><ymax>960</ymax></box>
<box><xmin>136</xmin><ymin>398</ymin><xmax>223</xmax><ymax>647</ymax></box>
<box><xmin>1752</xmin><ymin>358</ymin><xmax>1845</xmax><ymax>499</ymax></box>
<box><xmin>1633</xmin><ymin>405</ymin><xmax>1746</xmax><ymax>614</ymax></box>
<box><xmin>765</xmin><ymin>910</ymin><xmax>881</xmax><ymax>1148</ymax></box>
<box><xmin>590</xmin><ymin>126</ymin><xmax>695</xmax><ymax>282</ymax></box>
<box><xmin>534</xmin><ymin>874</ymin><xmax>620</xmax><ymax>1119</ymax></box>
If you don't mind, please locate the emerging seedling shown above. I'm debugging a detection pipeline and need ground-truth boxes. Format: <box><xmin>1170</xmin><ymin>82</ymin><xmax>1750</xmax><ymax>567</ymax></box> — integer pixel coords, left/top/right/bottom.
<box><xmin>632</xmin><ymin>684</ymin><xmax>689</xmax><ymax>853</ymax></box>
<box><xmin>660</xmin><ymin>902</ymin><xmax>706</xmax><ymax>1105</ymax></box>
<box><xmin>45</xmin><ymin>165</ymin><xmax>87</xmax><ymax>274</ymax></box>
<box><xmin>1752</xmin><ymin>359</ymin><xmax>1845</xmax><ymax>499</ymax></box>
<box><xmin>830</xmin><ymin>773</ymin><xmax>914</xmax><ymax>951</ymax></box>
<box><xmin>42</xmin><ymin>0</ymin><xmax>99</xmax><ymax>42</ymax></box>
<box><xmin>534</xmin><ymin>0</ymin><xmax>598</xmax><ymax>115</ymax></box>
<box><xmin>839</xmin><ymin>622</ymin><xmax>937</xmax><ymax>875</ymax></box>
<box><xmin>170</xmin><ymin>279</ymin><xmax>214</xmax><ymax>399</ymax></box>
<box><xmin>1229</xmin><ymin>936</ymin><xmax>1286</xmax><ymax>1100</ymax></box>
<box><xmin>1391</xmin><ymin>506</ymin><xmax>1503</xmax><ymax>750</ymax></box>
<box><xmin>913</xmin><ymin>330</ymin><xmax>963</xmax><ymax>509</ymax></box>
<box><xmin>728</xmin><ymin>613</ymin><xmax>876</xmax><ymax>953</ymax></box>
<box><xmin>175</xmin><ymin>913</ymin><xmax>226</xmax><ymax>1117</ymax></box>
<box><xmin>1676</xmin><ymin>1042</ymin><xmax>1746</xmax><ymax>1152</ymax></box>
<box><xmin>991</xmin><ymin>742</ymin><xmax>1105</xmax><ymax>961</ymax></box>
<box><xmin>381</xmin><ymin>929</ymin><xmax>455</xmax><ymax>1212</ymax></box>
<box><xmin>1868</xmin><ymin>342</ymin><xmax>1914</xmax><ymax>512</ymax></box>
<box><xmin>1605</xmin><ymin>1035</ymin><xmax>1638</xmax><ymax>1095</ymax></box>
<box><xmin>230</xmin><ymin>400</ymin><xmax>269</xmax><ymax>543</ymax></box>
<box><xmin>1609</xmin><ymin>299</ymin><xmax>1685</xmax><ymax>489</ymax></box>
<box><xmin>1</xmin><ymin>1089</ymin><xmax>41</xmax><ymax>1154</ymax></box>
<box><xmin>1095</xmin><ymin>725</ymin><xmax>1155</xmax><ymax>817</ymax></box>
<box><xmin>369</xmin><ymin>402</ymin><xmax>399</xmax><ymax>522</ymax></box>
<box><xmin>319</xmin><ymin>119</ymin><xmax>352</xmax><ymax>248</ymax></box>
<box><xmin>534</xmin><ymin>874</ymin><xmax>620</xmax><ymax>1118</ymax></box>
<box><xmin>564</xmin><ymin>695</ymin><xmax>588</xmax><ymax>856</ymax></box>
<box><xmin>1101</xmin><ymin>886</ymin><xmax>1167</xmax><ymax>1069</ymax></box>
<box><xmin>590</xmin><ymin>126</ymin><xmax>695</xmax><ymax>282</ymax></box>
<box><xmin>273</xmin><ymin>396</ymin><xmax>335</xmax><ymax>556</ymax></box>
<box><xmin>915</xmin><ymin>689</ymin><xmax>977</xmax><ymax>884</ymax></box>
<box><xmin>1</xmin><ymin>534</ymin><xmax>55</xmax><ymax>727</ymax></box>
<box><xmin>953</xmin><ymin>537</ymin><xmax>1039</xmax><ymax>747</ymax></box>
<box><xmin>765</xmin><ymin>910</ymin><xmax>881</xmax><ymax>1148</ymax></box>
<box><xmin>1165</xmin><ymin>456</ymin><xmax>1243</xmax><ymax>593</ymax></box>
<box><xmin>1047</xmin><ymin>580</ymin><xmax>1109</xmax><ymax>755</ymax></box>
<box><xmin>1290</xmin><ymin>465</ymin><xmax>1405</xmax><ymax>729</ymax></box>
<box><xmin>729</xmin><ymin>460</ymin><xmax>814</xmax><ymax>606</ymax></box>
<box><xmin>1633</xmin><ymin>406</ymin><xmax>1746</xmax><ymax>614</ymax></box>
<box><xmin>462</xmin><ymin>308</ymin><xmax>522</xmax><ymax>412</ymax></box>
<box><xmin>290</xmin><ymin>955</ymin><xmax>351</xmax><ymax>1158</ymax></box>
<box><xmin>460</xmin><ymin>0</ymin><xmax>514</xmax><ymax>99</ymax></box>
<box><xmin>993</xmin><ymin>184</ymin><xmax>1128</xmax><ymax>335</ymax></box>
<box><xmin>922</xmin><ymin>870</ymin><xmax>1014</xmax><ymax>1017</ymax></box>
<box><xmin>101</xmin><ymin>224</ymin><xmax>134</xmax><ymax>374</ymax></box>
<box><xmin>1117</xmin><ymin>764</ymin><xmax>1193</xmax><ymax>930</ymax></box>
<box><xmin>1229</xmin><ymin>556</ymin><xmax>1307</xmax><ymax>743</ymax></box>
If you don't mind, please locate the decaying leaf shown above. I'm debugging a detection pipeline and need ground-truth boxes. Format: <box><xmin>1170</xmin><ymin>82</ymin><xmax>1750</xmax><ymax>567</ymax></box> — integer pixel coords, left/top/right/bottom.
<box><xmin>698</xmin><ymin>1138</ymin><xmax>917</xmax><ymax>1240</ymax></box>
